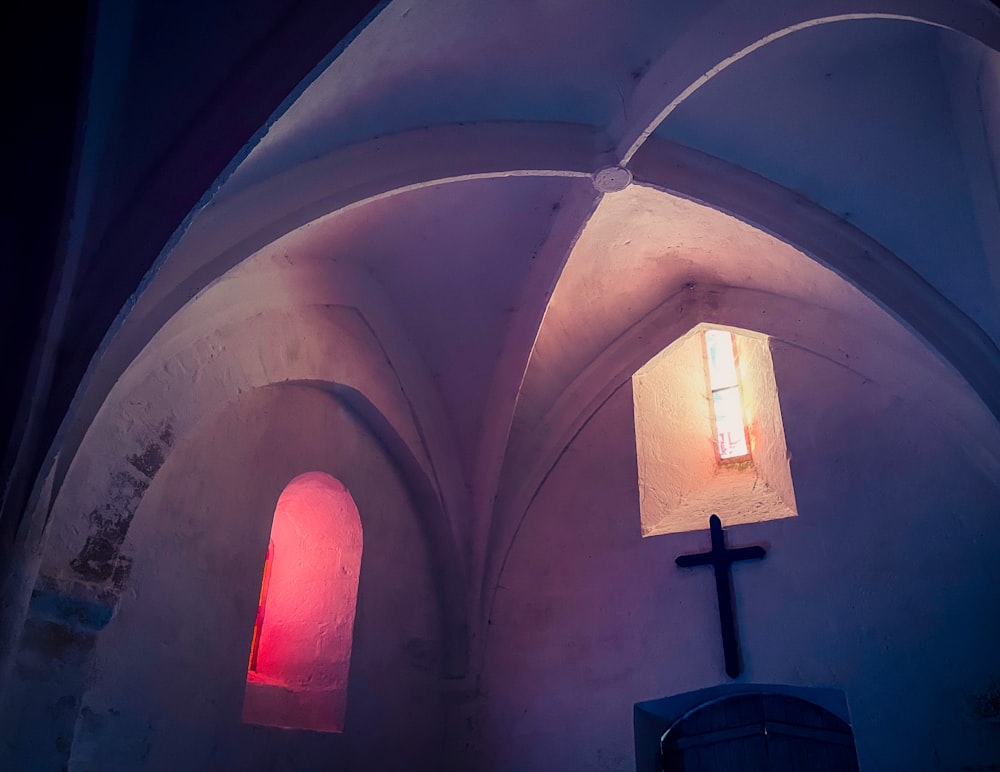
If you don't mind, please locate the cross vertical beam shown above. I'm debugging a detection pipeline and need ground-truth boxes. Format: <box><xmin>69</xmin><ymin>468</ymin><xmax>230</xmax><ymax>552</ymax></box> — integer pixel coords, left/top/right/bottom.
<box><xmin>675</xmin><ymin>514</ymin><xmax>766</xmax><ymax>678</ymax></box>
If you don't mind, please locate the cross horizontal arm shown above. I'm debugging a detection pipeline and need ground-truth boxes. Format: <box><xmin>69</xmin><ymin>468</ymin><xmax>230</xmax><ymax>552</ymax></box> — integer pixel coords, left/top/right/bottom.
<box><xmin>674</xmin><ymin>545</ymin><xmax>765</xmax><ymax>569</ymax></box>
<box><xmin>675</xmin><ymin>552</ymin><xmax>714</xmax><ymax>568</ymax></box>
<box><xmin>726</xmin><ymin>545</ymin><xmax>766</xmax><ymax>562</ymax></box>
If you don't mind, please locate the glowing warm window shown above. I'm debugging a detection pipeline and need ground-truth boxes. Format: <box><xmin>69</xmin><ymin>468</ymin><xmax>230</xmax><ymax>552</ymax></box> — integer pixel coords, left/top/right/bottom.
<box><xmin>704</xmin><ymin>329</ymin><xmax>749</xmax><ymax>461</ymax></box>
<box><xmin>632</xmin><ymin>324</ymin><xmax>797</xmax><ymax>536</ymax></box>
<box><xmin>242</xmin><ymin>472</ymin><xmax>363</xmax><ymax>733</ymax></box>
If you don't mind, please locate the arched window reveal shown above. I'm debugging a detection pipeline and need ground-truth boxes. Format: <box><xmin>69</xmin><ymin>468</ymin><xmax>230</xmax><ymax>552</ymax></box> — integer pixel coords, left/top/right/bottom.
<box><xmin>242</xmin><ymin>472</ymin><xmax>363</xmax><ymax>733</ymax></box>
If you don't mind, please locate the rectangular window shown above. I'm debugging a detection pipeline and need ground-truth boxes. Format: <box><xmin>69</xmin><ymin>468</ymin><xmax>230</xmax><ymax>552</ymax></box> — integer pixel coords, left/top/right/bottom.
<box><xmin>704</xmin><ymin>330</ymin><xmax>749</xmax><ymax>460</ymax></box>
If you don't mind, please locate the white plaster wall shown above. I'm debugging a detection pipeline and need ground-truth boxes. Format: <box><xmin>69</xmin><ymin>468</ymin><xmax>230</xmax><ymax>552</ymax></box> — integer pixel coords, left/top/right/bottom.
<box><xmin>739</xmin><ymin>334</ymin><xmax>795</xmax><ymax>511</ymax></box>
<box><xmin>633</xmin><ymin>331</ymin><xmax>716</xmax><ymax>534</ymax></box>
<box><xmin>517</xmin><ymin>185</ymin><xmax>884</xmax><ymax>437</ymax></box>
<box><xmin>473</xmin><ymin>344</ymin><xmax>1000</xmax><ymax>771</ymax></box>
<box><xmin>656</xmin><ymin>20</ymin><xmax>1000</xmax><ymax>341</ymax></box>
<box><xmin>68</xmin><ymin>385</ymin><xmax>445</xmax><ymax>771</ymax></box>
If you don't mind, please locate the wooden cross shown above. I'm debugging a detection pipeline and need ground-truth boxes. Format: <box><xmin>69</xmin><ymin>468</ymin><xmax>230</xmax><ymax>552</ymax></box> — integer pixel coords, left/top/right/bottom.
<box><xmin>675</xmin><ymin>514</ymin><xmax>766</xmax><ymax>678</ymax></box>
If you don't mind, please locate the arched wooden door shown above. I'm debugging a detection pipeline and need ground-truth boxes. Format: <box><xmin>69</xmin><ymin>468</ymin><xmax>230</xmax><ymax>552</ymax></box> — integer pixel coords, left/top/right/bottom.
<box><xmin>659</xmin><ymin>694</ymin><xmax>859</xmax><ymax>771</ymax></box>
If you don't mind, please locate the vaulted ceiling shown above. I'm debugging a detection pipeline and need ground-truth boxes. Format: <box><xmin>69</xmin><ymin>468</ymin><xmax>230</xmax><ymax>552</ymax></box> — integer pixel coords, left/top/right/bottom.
<box><xmin>15</xmin><ymin>0</ymin><xmax>1000</xmax><ymax>652</ymax></box>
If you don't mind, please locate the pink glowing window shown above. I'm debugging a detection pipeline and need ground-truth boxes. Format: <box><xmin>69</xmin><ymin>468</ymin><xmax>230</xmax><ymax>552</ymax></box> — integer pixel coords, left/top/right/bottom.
<box><xmin>242</xmin><ymin>472</ymin><xmax>363</xmax><ymax>733</ymax></box>
<box><xmin>704</xmin><ymin>330</ymin><xmax>750</xmax><ymax>461</ymax></box>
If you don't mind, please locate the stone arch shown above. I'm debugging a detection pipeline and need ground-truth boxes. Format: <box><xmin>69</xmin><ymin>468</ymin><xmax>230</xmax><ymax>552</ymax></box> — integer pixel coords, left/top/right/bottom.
<box><xmin>47</xmin><ymin>381</ymin><xmax>450</xmax><ymax>770</ymax></box>
<box><xmin>89</xmin><ymin>130</ymin><xmax>998</xmax><ymax>629</ymax></box>
<box><xmin>29</xmin><ymin>304</ymin><xmax>468</xmax><ymax>681</ymax></box>
<box><xmin>43</xmin><ymin>119</ymin><xmax>1000</xmax><ymax>590</ymax></box>
<box><xmin>32</xmin><ymin>6</ymin><xmax>1000</xmax><ymax>566</ymax></box>
<box><xmin>175</xmin><ymin>127</ymin><xmax>1000</xmax><ymax>429</ymax></box>
<box><xmin>67</xmin><ymin>121</ymin><xmax>602</xmax><ymax>449</ymax></box>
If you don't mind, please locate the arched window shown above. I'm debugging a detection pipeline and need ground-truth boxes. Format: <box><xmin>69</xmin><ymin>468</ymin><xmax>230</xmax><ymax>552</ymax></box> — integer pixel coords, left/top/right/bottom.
<box><xmin>242</xmin><ymin>472</ymin><xmax>363</xmax><ymax>733</ymax></box>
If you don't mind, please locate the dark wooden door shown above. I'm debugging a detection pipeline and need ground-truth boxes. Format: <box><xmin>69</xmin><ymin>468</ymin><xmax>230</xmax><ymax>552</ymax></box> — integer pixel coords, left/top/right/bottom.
<box><xmin>659</xmin><ymin>694</ymin><xmax>859</xmax><ymax>771</ymax></box>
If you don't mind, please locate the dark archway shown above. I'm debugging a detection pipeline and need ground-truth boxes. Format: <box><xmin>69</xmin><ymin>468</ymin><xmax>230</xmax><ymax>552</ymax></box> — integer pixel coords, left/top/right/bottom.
<box><xmin>635</xmin><ymin>685</ymin><xmax>859</xmax><ymax>772</ymax></box>
<box><xmin>659</xmin><ymin>692</ymin><xmax>858</xmax><ymax>771</ymax></box>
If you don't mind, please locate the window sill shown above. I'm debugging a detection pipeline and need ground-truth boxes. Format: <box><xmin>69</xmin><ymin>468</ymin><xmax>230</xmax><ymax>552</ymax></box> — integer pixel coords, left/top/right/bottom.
<box><xmin>242</xmin><ymin>678</ymin><xmax>346</xmax><ymax>733</ymax></box>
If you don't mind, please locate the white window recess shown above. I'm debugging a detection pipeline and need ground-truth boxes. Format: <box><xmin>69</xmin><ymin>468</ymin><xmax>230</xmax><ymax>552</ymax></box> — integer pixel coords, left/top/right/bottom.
<box><xmin>633</xmin><ymin>324</ymin><xmax>797</xmax><ymax>536</ymax></box>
